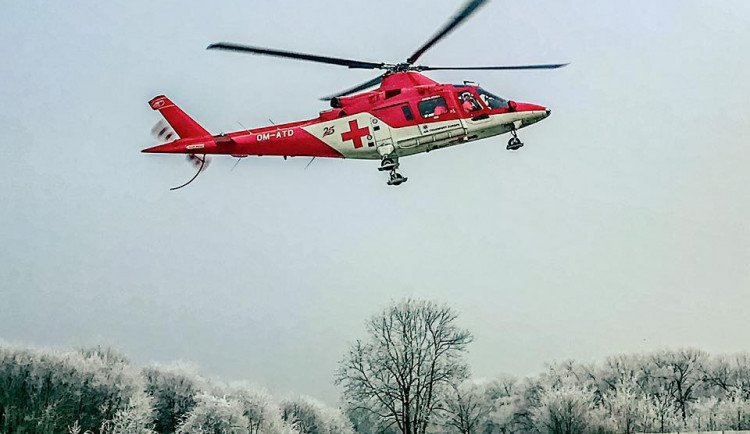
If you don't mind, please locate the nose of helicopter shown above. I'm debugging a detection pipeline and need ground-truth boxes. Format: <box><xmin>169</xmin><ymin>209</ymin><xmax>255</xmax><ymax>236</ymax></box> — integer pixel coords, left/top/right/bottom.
<box><xmin>514</xmin><ymin>102</ymin><xmax>549</xmax><ymax>114</ymax></box>
<box><xmin>514</xmin><ymin>102</ymin><xmax>551</xmax><ymax>122</ymax></box>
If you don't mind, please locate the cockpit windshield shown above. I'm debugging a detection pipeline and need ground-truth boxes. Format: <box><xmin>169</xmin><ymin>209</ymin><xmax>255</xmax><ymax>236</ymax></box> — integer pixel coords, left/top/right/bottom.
<box><xmin>477</xmin><ymin>88</ymin><xmax>508</xmax><ymax>110</ymax></box>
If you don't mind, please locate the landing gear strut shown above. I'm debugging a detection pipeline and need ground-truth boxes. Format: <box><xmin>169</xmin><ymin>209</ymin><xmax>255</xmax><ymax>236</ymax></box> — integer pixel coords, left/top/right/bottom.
<box><xmin>380</xmin><ymin>156</ymin><xmax>407</xmax><ymax>186</ymax></box>
<box><xmin>507</xmin><ymin>127</ymin><xmax>524</xmax><ymax>151</ymax></box>
<box><xmin>378</xmin><ymin>157</ymin><xmax>399</xmax><ymax>172</ymax></box>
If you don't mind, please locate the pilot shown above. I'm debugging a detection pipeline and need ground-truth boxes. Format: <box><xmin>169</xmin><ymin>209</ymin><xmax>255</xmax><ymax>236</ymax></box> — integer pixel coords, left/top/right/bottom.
<box><xmin>434</xmin><ymin>102</ymin><xmax>448</xmax><ymax>116</ymax></box>
<box><xmin>461</xmin><ymin>93</ymin><xmax>479</xmax><ymax>112</ymax></box>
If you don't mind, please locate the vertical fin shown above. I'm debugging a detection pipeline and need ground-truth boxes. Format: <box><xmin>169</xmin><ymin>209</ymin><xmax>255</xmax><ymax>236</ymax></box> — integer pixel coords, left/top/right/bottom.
<box><xmin>149</xmin><ymin>95</ymin><xmax>210</xmax><ymax>139</ymax></box>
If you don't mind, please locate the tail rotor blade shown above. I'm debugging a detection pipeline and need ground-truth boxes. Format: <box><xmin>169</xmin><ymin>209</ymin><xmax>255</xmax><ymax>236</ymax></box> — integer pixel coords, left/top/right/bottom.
<box><xmin>150</xmin><ymin>120</ymin><xmax>177</xmax><ymax>142</ymax></box>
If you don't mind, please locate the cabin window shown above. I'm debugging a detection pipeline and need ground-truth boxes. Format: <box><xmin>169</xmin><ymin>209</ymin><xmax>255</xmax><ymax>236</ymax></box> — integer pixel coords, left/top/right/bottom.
<box><xmin>418</xmin><ymin>97</ymin><xmax>448</xmax><ymax>118</ymax></box>
<box><xmin>402</xmin><ymin>105</ymin><xmax>414</xmax><ymax>121</ymax></box>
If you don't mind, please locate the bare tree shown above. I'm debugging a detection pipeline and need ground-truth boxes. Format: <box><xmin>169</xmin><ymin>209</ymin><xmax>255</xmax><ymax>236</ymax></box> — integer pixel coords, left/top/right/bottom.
<box><xmin>701</xmin><ymin>353</ymin><xmax>750</xmax><ymax>401</ymax></box>
<box><xmin>651</xmin><ymin>349</ymin><xmax>707</xmax><ymax>426</ymax></box>
<box><xmin>336</xmin><ymin>299</ymin><xmax>473</xmax><ymax>434</ymax></box>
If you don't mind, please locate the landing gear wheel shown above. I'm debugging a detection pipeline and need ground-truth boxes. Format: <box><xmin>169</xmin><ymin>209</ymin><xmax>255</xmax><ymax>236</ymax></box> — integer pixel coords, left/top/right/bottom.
<box><xmin>507</xmin><ymin>137</ymin><xmax>524</xmax><ymax>151</ymax></box>
<box><xmin>378</xmin><ymin>157</ymin><xmax>398</xmax><ymax>172</ymax></box>
<box><xmin>387</xmin><ymin>170</ymin><xmax>408</xmax><ymax>186</ymax></box>
<box><xmin>506</xmin><ymin>127</ymin><xmax>524</xmax><ymax>150</ymax></box>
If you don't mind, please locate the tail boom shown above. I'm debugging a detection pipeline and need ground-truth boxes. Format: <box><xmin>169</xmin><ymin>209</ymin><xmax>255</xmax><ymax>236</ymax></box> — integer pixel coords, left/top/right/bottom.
<box><xmin>142</xmin><ymin>129</ymin><xmax>343</xmax><ymax>158</ymax></box>
<box><xmin>143</xmin><ymin>95</ymin><xmax>343</xmax><ymax>158</ymax></box>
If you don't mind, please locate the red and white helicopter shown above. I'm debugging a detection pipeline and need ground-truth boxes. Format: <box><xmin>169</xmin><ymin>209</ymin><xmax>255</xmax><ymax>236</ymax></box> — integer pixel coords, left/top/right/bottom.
<box><xmin>143</xmin><ymin>0</ymin><xmax>567</xmax><ymax>188</ymax></box>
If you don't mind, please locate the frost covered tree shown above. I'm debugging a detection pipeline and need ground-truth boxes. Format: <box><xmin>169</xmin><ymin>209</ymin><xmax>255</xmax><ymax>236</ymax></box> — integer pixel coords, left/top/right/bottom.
<box><xmin>718</xmin><ymin>394</ymin><xmax>750</xmax><ymax>430</ymax></box>
<box><xmin>529</xmin><ymin>383</ymin><xmax>599</xmax><ymax>434</ymax></box>
<box><xmin>687</xmin><ymin>397</ymin><xmax>722</xmax><ymax>431</ymax></box>
<box><xmin>522</xmin><ymin>363</ymin><xmax>609</xmax><ymax>434</ymax></box>
<box><xmin>280</xmin><ymin>395</ymin><xmax>353</xmax><ymax>434</ymax></box>
<box><xmin>281</xmin><ymin>396</ymin><xmax>354</xmax><ymax>434</ymax></box>
<box><xmin>174</xmin><ymin>383</ymin><xmax>301</xmax><ymax>434</ymax></box>
<box><xmin>143</xmin><ymin>363</ymin><xmax>204</xmax><ymax>434</ymax></box>
<box><xmin>337</xmin><ymin>299</ymin><xmax>473</xmax><ymax>434</ymax></box>
<box><xmin>229</xmin><ymin>385</ymin><xmax>298</xmax><ymax>434</ymax></box>
<box><xmin>176</xmin><ymin>393</ymin><xmax>249</xmax><ymax>434</ymax></box>
<box><xmin>696</xmin><ymin>355</ymin><xmax>750</xmax><ymax>430</ymax></box>
<box><xmin>438</xmin><ymin>381</ymin><xmax>490</xmax><ymax>434</ymax></box>
<box><xmin>641</xmin><ymin>385</ymin><xmax>680</xmax><ymax>433</ymax></box>
<box><xmin>478</xmin><ymin>376</ymin><xmax>520</xmax><ymax>434</ymax></box>
<box><xmin>98</xmin><ymin>392</ymin><xmax>157</xmax><ymax>434</ymax></box>
<box><xmin>0</xmin><ymin>345</ymin><xmax>154</xmax><ymax>434</ymax></box>
<box><xmin>604</xmin><ymin>381</ymin><xmax>652</xmax><ymax>434</ymax></box>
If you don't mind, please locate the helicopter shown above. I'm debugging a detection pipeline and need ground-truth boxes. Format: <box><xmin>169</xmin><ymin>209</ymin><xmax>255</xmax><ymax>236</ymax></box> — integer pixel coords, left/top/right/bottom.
<box><xmin>142</xmin><ymin>0</ymin><xmax>567</xmax><ymax>188</ymax></box>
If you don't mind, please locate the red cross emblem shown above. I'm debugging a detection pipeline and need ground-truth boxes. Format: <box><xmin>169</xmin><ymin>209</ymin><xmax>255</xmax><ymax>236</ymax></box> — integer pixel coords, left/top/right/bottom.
<box><xmin>341</xmin><ymin>120</ymin><xmax>370</xmax><ymax>149</ymax></box>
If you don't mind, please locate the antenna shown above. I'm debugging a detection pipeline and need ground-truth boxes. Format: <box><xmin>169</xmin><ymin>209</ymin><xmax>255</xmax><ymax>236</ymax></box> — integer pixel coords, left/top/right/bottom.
<box><xmin>237</xmin><ymin>121</ymin><xmax>252</xmax><ymax>134</ymax></box>
<box><xmin>304</xmin><ymin>157</ymin><xmax>316</xmax><ymax>170</ymax></box>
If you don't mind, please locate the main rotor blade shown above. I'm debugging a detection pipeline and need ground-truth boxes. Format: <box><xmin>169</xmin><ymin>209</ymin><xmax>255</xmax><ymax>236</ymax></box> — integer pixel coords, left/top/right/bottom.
<box><xmin>207</xmin><ymin>42</ymin><xmax>385</xmax><ymax>70</ymax></box>
<box><xmin>418</xmin><ymin>63</ymin><xmax>570</xmax><ymax>71</ymax></box>
<box><xmin>320</xmin><ymin>74</ymin><xmax>385</xmax><ymax>101</ymax></box>
<box><xmin>406</xmin><ymin>0</ymin><xmax>489</xmax><ymax>65</ymax></box>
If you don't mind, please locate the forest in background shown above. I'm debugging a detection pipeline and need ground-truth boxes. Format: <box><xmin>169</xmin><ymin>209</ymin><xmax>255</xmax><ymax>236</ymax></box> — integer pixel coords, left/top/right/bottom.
<box><xmin>0</xmin><ymin>300</ymin><xmax>748</xmax><ymax>434</ymax></box>
<box><xmin>0</xmin><ymin>345</ymin><xmax>351</xmax><ymax>434</ymax></box>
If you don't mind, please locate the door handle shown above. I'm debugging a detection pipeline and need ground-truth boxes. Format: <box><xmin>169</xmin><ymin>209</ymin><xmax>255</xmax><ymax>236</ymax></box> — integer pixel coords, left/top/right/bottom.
<box><xmin>471</xmin><ymin>114</ymin><xmax>490</xmax><ymax>121</ymax></box>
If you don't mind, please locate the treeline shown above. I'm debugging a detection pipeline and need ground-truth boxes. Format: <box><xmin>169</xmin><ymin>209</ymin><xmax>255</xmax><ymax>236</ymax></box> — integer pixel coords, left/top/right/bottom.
<box><xmin>425</xmin><ymin>349</ymin><xmax>750</xmax><ymax>434</ymax></box>
<box><xmin>334</xmin><ymin>300</ymin><xmax>750</xmax><ymax>434</ymax></box>
<box><xmin>2</xmin><ymin>299</ymin><xmax>749</xmax><ymax>434</ymax></box>
<box><xmin>0</xmin><ymin>345</ymin><xmax>353</xmax><ymax>434</ymax></box>
<box><xmin>1</xmin><ymin>345</ymin><xmax>748</xmax><ymax>434</ymax></box>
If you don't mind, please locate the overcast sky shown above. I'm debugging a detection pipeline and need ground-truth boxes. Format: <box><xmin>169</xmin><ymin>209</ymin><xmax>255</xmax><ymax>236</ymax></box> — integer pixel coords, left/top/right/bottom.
<box><xmin>1</xmin><ymin>0</ymin><xmax>749</xmax><ymax>404</ymax></box>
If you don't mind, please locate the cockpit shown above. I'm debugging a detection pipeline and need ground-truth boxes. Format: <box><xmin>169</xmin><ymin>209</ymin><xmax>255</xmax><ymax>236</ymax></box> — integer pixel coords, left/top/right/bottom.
<box><xmin>453</xmin><ymin>86</ymin><xmax>510</xmax><ymax>112</ymax></box>
<box><xmin>476</xmin><ymin>88</ymin><xmax>509</xmax><ymax>109</ymax></box>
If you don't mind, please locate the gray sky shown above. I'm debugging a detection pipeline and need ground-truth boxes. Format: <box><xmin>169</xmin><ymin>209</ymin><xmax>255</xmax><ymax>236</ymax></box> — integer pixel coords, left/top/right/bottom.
<box><xmin>1</xmin><ymin>0</ymin><xmax>749</xmax><ymax>404</ymax></box>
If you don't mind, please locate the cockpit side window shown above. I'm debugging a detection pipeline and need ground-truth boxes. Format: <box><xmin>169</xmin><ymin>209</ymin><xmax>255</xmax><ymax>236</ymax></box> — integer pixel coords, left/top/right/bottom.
<box><xmin>458</xmin><ymin>91</ymin><xmax>483</xmax><ymax>112</ymax></box>
<box><xmin>418</xmin><ymin>97</ymin><xmax>449</xmax><ymax>118</ymax></box>
<box><xmin>477</xmin><ymin>88</ymin><xmax>509</xmax><ymax>109</ymax></box>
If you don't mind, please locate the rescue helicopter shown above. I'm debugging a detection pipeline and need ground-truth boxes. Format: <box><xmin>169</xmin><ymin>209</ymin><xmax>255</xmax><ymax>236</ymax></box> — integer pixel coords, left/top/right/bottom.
<box><xmin>143</xmin><ymin>0</ymin><xmax>567</xmax><ymax>188</ymax></box>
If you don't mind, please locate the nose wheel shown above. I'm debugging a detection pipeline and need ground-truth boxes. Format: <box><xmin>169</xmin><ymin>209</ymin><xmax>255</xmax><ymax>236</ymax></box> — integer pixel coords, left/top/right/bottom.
<box><xmin>380</xmin><ymin>156</ymin><xmax>407</xmax><ymax>186</ymax></box>
<box><xmin>387</xmin><ymin>170</ymin><xmax>408</xmax><ymax>186</ymax></box>
<box><xmin>507</xmin><ymin>127</ymin><xmax>524</xmax><ymax>151</ymax></box>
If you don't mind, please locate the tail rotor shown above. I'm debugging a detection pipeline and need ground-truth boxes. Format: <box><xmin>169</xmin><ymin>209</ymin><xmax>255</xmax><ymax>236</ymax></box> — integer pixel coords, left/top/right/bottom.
<box><xmin>147</xmin><ymin>97</ymin><xmax>214</xmax><ymax>191</ymax></box>
<box><xmin>150</xmin><ymin>120</ymin><xmax>177</xmax><ymax>143</ymax></box>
